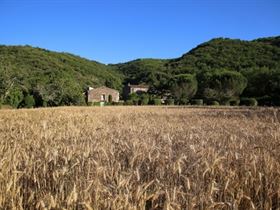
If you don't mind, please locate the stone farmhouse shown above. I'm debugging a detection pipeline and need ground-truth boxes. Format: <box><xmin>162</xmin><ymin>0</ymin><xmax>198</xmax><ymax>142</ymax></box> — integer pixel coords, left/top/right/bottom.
<box><xmin>123</xmin><ymin>83</ymin><xmax>149</xmax><ymax>99</ymax></box>
<box><xmin>87</xmin><ymin>86</ymin><xmax>119</xmax><ymax>103</ymax></box>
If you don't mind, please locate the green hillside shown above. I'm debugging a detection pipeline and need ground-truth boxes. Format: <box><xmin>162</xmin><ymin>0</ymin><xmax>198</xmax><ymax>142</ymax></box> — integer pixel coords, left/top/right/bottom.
<box><xmin>0</xmin><ymin>45</ymin><xmax>123</xmax><ymax>107</ymax></box>
<box><xmin>1</xmin><ymin>36</ymin><xmax>280</xmax><ymax>108</ymax></box>
<box><xmin>114</xmin><ymin>36</ymin><xmax>280</xmax><ymax>105</ymax></box>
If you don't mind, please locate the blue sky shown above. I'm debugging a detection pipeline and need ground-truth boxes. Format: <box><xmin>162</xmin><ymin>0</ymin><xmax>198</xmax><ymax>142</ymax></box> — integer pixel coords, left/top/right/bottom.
<box><xmin>0</xmin><ymin>0</ymin><xmax>279</xmax><ymax>64</ymax></box>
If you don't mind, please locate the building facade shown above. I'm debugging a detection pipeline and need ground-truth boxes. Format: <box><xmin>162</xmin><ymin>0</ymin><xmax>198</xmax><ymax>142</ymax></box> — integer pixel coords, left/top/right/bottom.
<box><xmin>87</xmin><ymin>86</ymin><xmax>119</xmax><ymax>103</ymax></box>
<box><xmin>123</xmin><ymin>83</ymin><xmax>149</xmax><ymax>99</ymax></box>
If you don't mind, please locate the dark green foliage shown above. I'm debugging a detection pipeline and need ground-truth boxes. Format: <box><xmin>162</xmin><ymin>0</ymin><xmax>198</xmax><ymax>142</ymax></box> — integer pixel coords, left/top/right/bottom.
<box><xmin>165</xmin><ymin>98</ymin><xmax>175</xmax><ymax>105</ymax></box>
<box><xmin>176</xmin><ymin>98</ymin><xmax>189</xmax><ymax>105</ymax></box>
<box><xmin>242</xmin><ymin>68</ymin><xmax>280</xmax><ymax>106</ymax></box>
<box><xmin>128</xmin><ymin>93</ymin><xmax>139</xmax><ymax>105</ymax></box>
<box><xmin>89</xmin><ymin>102</ymin><xmax>104</xmax><ymax>106</ymax></box>
<box><xmin>267</xmin><ymin>71</ymin><xmax>280</xmax><ymax>106</ymax></box>
<box><xmin>0</xmin><ymin>45</ymin><xmax>122</xmax><ymax>107</ymax></box>
<box><xmin>151</xmin><ymin>98</ymin><xmax>162</xmax><ymax>105</ymax></box>
<box><xmin>199</xmin><ymin>70</ymin><xmax>247</xmax><ymax>104</ymax></box>
<box><xmin>229</xmin><ymin>99</ymin><xmax>240</xmax><ymax>106</ymax></box>
<box><xmin>5</xmin><ymin>87</ymin><xmax>24</xmax><ymax>108</ymax></box>
<box><xmin>139</xmin><ymin>94</ymin><xmax>149</xmax><ymax>105</ymax></box>
<box><xmin>191</xmin><ymin>99</ymin><xmax>203</xmax><ymax>105</ymax></box>
<box><xmin>256</xmin><ymin>95</ymin><xmax>273</xmax><ymax>106</ymax></box>
<box><xmin>254</xmin><ymin>36</ymin><xmax>280</xmax><ymax>47</ymax></box>
<box><xmin>168</xmin><ymin>74</ymin><xmax>197</xmax><ymax>102</ymax></box>
<box><xmin>112</xmin><ymin>59</ymin><xmax>168</xmax><ymax>85</ymax></box>
<box><xmin>23</xmin><ymin>95</ymin><xmax>35</xmax><ymax>108</ymax></box>
<box><xmin>168</xmin><ymin>37</ymin><xmax>280</xmax><ymax>73</ymax></box>
<box><xmin>208</xmin><ymin>100</ymin><xmax>220</xmax><ymax>106</ymax></box>
<box><xmin>124</xmin><ymin>100</ymin><xmax>134</xmax><ymax>105</ymax></box>
<box><xmin>240</xmin><ymin>98</ymin><xmax>258</xmax><ymax>106</ymax></box>
<box><xmin>1</xmin><ymin>36</ymin><xmax>280</xmax><ymax>107</ymax></box>
<box><xmin>114</xmin><ymin>36</ymin><xmax>280</xmax><ymax>106</ymax></box>
<box><xmin>112</xmin><ymin>101</ymin><xmax>124</xmax><ymax>106</ymax></box>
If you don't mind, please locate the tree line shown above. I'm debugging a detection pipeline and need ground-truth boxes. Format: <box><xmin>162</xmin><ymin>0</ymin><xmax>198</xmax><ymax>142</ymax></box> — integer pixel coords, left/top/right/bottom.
<box><xmin>0</xmin><ymin>36</ymin><xmax>280</xmax><ymax>108</ymax></box>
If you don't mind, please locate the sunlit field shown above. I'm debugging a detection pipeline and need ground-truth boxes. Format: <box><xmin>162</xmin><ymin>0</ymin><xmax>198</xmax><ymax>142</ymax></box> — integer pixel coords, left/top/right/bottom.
<box><xmin>0</xmin><ymin>106</ymin><xmax>279</xmax><ymax>209</ymax></box>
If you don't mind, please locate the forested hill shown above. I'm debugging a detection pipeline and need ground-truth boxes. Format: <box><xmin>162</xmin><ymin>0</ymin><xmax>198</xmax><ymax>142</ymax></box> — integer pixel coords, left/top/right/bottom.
<box><xmin>114</xmin><ymin>36</ymin><xmax>280</xmax><ymax>82</ymax></box>
<box><xmin>0</xmin><ymin>36</ymin><xmax>280</xmax><ymax>108</ymax></box>
<box><xmin>113</xmin><ymin>36</ymin><xmax>280</xmax><ymax>105</ymax></box>
<box><xmin>0</xmin><ymin>45</ymin><xmax>123</xmax><ymax>107</ymax></box>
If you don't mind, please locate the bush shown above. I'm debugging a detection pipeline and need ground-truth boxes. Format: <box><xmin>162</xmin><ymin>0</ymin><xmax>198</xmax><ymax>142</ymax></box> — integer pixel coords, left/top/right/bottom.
<box><xmin>139</xmin><ymin>98</ymin><xmax>149</xmax><ymax>105</ymax></box>
<box><xmin>165</xmin><ymin>98</ymin><xmax>175</xmax><ymax>105</ymax></box>
<box><xmin>152</xmin><ymin>98</ymin><xmax>162</xmax><ymax>105</ymax></box>
<box><xmin>117</xmin><ymin>101</ymin><xmax>124</xmax><ymax>106</ymax></box>
<box><xmin>5</xmin><ymin>87</ymin><xmax>24</xmax><ymax>108</ymax></box>
<box><xmin>124</xmin><ymin>100</ymin><xmax>134</xmax><ymax>105</ymax></box>
<box><xmin>139</xmin><ymin>94</ymin><xmax>149</xmax><ymax>105</ymax></box>
<box><xmin>256</xmin><ymin>96</ymin><xmax>280</xmax><ymax>106</ymax></box>
<box><xmin>229</xmin><ymin>99</ymin><xmax>240</xmax><ymax>106</ymax></box>
<box><xmin>240</xmin><ymin>98</ymin><xmax>258</xmax><ymax>106</ymax></box>
<box><xmin>191</xmin><ymin>99</ymin><xmax>203</xmax><ymax>105</ymax></box>
<box><xmin>23</xmin><ymin>95</ymin><xmax>35</xmax><ymax>108</ymax></box>
<box><xmin>256</xmin><ymin>96</ymin><xmax>273</xmax><ymax>106</ymax></box>
<box><xmin>112</xmin><ymin>101</ymin><xmax>124</xmax><ymax>106</ymax></box>
<box><xmin>43</xmin><ymin>101</ymin><xmax>48</xmax><ymax>107</ymax></box>
<box><xmin>89</xmin><ymin>102</ymin><xmax>104</xmax><ymax>106</ymax></box>
<box><xmin>208</xmin><ymin>100</ymin><xmax>220</xmax><ymax>106</ymax></box>
<box><xmin>169</xmin><ymin>74</ymin><xmax>198</xmax><ymax>101</ymax></box>
<box><xmin>200</xmin><ymin>70</ymin><xmax>247</xmax><ymax>103</ymax></box>
<box><xmin>128</xmin><ymin>93</ymin><xmax>139</xmax><ymax>105</ymax></box>
<box><xmin>105</xmin><ymin>102</ymin><xmax>112</xmax><ymax>106</ymax></box>
<box><xmin>177</xmin><ymin>98</ymin><xmax>189</xmax><ymax>105</ymax></box>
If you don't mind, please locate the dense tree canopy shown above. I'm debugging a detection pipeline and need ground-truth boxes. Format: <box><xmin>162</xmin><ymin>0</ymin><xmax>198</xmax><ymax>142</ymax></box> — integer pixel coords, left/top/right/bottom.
<box><xmin>114</xmin><ymin>36</ymin><xmax>280</xmax><ymax>105</ymax></box>
<box><xmin>198</xmin><ymin>70</ymin><xmax>247</xmax><ymax>104</ymax></box>
<box><xmin>168</xmin><ymin>74</ymin><xmax>198</xmax><ymax>104</ymax></box>
<box><xmin>0</xmin><ymin>36</ymin><xmax>280</xmax><ymax>107</ymax></box>
<box><xmin>0</xmin><ymin>45</ymin><xmax>123</xmax><ymax>107</ymax></box>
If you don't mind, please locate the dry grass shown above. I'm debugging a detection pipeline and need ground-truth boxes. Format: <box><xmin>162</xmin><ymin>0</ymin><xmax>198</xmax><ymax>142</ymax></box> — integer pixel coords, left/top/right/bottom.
<box><xmin>0</xmin><ymin>106</ymin><xmax>279</xmax><ymax>210</ymax></box>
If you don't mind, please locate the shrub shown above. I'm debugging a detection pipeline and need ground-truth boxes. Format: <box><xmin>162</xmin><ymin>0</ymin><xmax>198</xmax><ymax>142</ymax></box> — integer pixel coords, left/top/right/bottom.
<box><xmin>5</xmin><ymin>87</ymin><xmax>24</xmax><ymax>108</ymax></box>
<box><xmin>165</xmin><ymin>98</ymin><xmax>175</xmax><ymax>105</ymax></box>
<box><xmin>178</xmin><ymin>98</ymin><xmax>189</xmax><ymax>105</ymax></box>
<box><xmin>240</xmin><ymin>98</ymin><xmax>258</xmax><ymax>106</ymax></box>
<box><xmin>229</xmin><ymin>99</ymin><xmax>240</xmax><ymax>106</ymax></box>
<box><xmin>43</xmin><ymin>101</ymin><xmax>48</xmax><ymax>107</ymax></box>
<box><xmin>89</xmin><ymin>102</ymin><xmax>104</xmax><ymax>106</ymax></box>
<box><xmin>152</xmin><ymin>98</ymin><xmax>162</xmax><ymax>105</ymax></box>
<box><xmin>128</xmin><ymin>93</ymin><xmax>139</xmax><ymax>105</ymax></box>
<box><xmin>105</xmin><ymin>102</ymin><xmax>112</xmax><ymax>106</ymax></box>
<box><xmin>23</xmin><ymin>95</ymin><xmax>35</xmax><ymax>108</ymax></box>
<box><xmin>111</xmin><ymin>102</ymin><xmax>117</xmax><ymax>106</ymax></box>
<box><xmin>139</xmin><ymin>98</ymin><xmax>149</xmax><ymax>105</ymax></box>
<box><xmin>139</xmin><ymin>94</ymin><xmax>149</xmax><ymax>105</ymax></box>
<box><xmin>208</xmin><ymin>100</ymin><xmax>220</xmax><ymax>106</ymax></box>
<box><xmin>112</xmin><ymin>101</ymin><xmax>124</xmax><ymax>106</ymax></box>
<box><xmin>200</xmin><ymin>70</ymin><xmax>247</xmax><ymax>103</ymax></box>
<box><xmin>191</xmin><ymin>99</ymin><xmax>203</xmax><ymax>105</ymax></box>
<box><xmin>117</xmin><ymin>101</ymin><xmax>124</xmax><ymax>106</ymax></box>
<box><xmin>169</xmin><ymin>74</ymin><xmax>198</xmax><ymax>101</ymax></box>
<box><xmin>124</xmin><ymin>100</ymin><xmax>134</xmax><ymax>105</ymax></box>
<box><xmin>256</xmin><ymin>96</ymin><xmax>274</xmax><ymax>106</ymax></box>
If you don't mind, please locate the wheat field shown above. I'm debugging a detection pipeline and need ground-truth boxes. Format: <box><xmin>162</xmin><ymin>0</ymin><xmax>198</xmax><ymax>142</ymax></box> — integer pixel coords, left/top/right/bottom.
<box><xmin>0</xmin><ymin>106</ymin><xmax>279</xmax><ymax>210</ymax></box>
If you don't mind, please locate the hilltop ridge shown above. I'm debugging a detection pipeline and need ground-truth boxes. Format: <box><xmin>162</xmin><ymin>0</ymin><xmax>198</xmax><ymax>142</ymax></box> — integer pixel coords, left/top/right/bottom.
<box><xmin>0</xmin><ymin>36</ymin><xmax>280</xmax><ymax>107</ymax></box>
